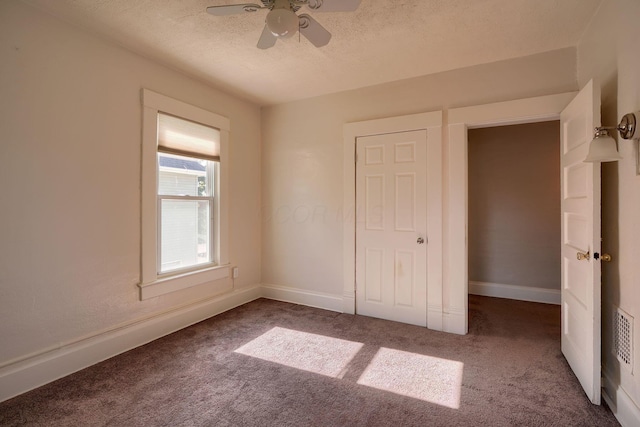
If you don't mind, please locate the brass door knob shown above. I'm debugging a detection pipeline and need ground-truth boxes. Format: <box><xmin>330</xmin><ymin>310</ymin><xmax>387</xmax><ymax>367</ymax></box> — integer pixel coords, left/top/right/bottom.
<box><xmin>602</xmin><ymin>253</ymin><xmax>612</xmax><ymax>262</ymax></box>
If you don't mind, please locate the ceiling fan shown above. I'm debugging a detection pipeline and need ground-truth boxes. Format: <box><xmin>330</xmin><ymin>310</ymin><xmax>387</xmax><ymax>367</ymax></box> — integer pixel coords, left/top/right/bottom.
<box><xmin>206</xmin><ymin>0</ymin><xmax>362</xmax><ymax>49</ymax></box>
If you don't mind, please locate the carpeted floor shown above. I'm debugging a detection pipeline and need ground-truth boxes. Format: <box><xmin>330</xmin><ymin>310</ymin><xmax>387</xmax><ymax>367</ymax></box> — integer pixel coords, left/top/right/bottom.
<box><xmin>0</xmin><ymin>295</ymin><xmax>620</xmax><ymax>426</ymax></box>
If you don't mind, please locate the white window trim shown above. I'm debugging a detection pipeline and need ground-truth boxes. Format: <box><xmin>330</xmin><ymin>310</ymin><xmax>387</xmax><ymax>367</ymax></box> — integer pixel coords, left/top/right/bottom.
<box><xmin>139</xmin><ymin>89</ymin><xmax>230</xmax><ymax>300</ymax></box>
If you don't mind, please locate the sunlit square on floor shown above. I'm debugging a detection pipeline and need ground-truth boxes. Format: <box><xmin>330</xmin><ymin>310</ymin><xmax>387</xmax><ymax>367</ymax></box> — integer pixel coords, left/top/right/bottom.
<box><xmin>234</xmin><ymin>327</ymin><xmax>363</xmax><ymax>378</ymax></box>
<box><xmin>357</xmin><ymin>347</ymin><xmax>464</xmax><ymax>409</ymax></box>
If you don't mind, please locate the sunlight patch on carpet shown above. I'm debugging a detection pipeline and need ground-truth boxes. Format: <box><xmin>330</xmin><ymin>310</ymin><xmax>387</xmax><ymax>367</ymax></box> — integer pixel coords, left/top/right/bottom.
<box><xmin>357</xmin><ymin>347</ymin><xmax>463</xmax><ymax>409</ymax></box>
<box><xmin>234</xmin><ymin>327</ymin><xmax>363</xmax><ymax>378</ymax></box>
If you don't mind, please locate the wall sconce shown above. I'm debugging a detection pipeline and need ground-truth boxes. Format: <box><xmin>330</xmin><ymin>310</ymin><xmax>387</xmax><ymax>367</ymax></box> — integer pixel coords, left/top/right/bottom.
<box><xmin>584</xmin><ymin>112</ymin><xmax>637</xmax><ymax>163</ymax></box>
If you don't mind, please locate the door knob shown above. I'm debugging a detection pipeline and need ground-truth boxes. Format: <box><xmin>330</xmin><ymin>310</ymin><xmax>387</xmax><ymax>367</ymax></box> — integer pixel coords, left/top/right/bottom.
<box><xmin>602</xmin><ymin>253</ymin><xmax>612</xmax><ymax>262</ymax></box>
<box><xmin>576</xmin><ymin>250</ymin><xmax>590</xmax><ymax>261</ymax></box>
<box><xmin>417</xmin><ymin>237</ymin><xmax>425</xmax><ymax>244</ymax></box>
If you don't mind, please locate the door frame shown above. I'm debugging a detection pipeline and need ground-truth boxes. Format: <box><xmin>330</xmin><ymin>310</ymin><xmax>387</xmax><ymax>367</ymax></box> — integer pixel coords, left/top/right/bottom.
<box><xmin>446</xmin><ymin>92</ymin><xmax>577</xmax><ymax>334</ymax></box>
<box><xmin>343</xmin><ymin>111</ymin><xmax>443</xmax><ymax>330</ymax></box>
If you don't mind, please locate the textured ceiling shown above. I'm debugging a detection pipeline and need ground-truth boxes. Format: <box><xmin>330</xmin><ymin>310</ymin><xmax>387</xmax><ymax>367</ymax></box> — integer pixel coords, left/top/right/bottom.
<box><xmin>21</xmin><ymin>0</ymin><xmax>602</xmax><ymax>106</ymax></box>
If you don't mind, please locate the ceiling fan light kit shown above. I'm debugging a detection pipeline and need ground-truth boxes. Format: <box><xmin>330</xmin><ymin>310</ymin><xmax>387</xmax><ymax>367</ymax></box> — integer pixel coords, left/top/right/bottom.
<box><xmin>266</xmin><ymin>8</ymin><xmax>299</xmax><ymax>38</ymax></box>
<box><xmin>206</xmin><ymin>0</ymin><xmax>362</xmax><ymax>49</ymax></box>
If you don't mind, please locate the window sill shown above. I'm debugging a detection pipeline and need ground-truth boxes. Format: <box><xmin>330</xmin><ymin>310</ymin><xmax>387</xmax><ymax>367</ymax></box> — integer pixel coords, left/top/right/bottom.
<box><xmin>138</xmin><ymin>265</ymin><xmax>230</xmax><ymax>300</ymax></box>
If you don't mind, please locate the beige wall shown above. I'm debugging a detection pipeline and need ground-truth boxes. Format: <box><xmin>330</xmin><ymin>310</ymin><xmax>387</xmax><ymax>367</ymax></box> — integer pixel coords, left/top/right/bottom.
<box><xmin>578</xmin><ymin>0</ymin><xmax>640</xmax><ymax>418</ymax></box>
<box><xmin>261</xmin><ymin>48</ymin><xmax>577</xmax><ymax>297</ymax></box>
<box><xmin>0</xmin><ymin>1</ymin><xmax>261</xmax><ymax>365</ymax></box>
<box><xmin>468</xmin><ymin>122</ymin><xmax>561</xmax><ymax>290</ymax></box>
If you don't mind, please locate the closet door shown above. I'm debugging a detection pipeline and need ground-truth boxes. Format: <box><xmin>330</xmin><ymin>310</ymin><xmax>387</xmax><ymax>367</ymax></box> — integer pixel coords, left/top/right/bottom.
<box><xmin>355</xmin><ymin>130</ymin><xmax>428</xmax><ymax>327</ymax></box>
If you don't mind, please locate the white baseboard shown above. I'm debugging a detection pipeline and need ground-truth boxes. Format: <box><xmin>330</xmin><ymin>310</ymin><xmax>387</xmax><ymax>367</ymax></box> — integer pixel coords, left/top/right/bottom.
<box><xmin>427</xmin><ymin>304</ymin><xmax>444</xmax><ymax>332</ymax></box>
<box><xmin>343</xmin><ymin>292</ymin><xmax>355</xmax><ymax>315</ymax></box>
<box><xmin>0</xmin><ymin>285</ymin><xmax>261</xmax><ymax>403</ymax></box>
<box><xmin>602</xmin><ymin>370</ymin><xmax>640</xmax><ymax>427</ymax></box>
<box><xmin>469</xmin><ymin>281</ymin><xmax>560</xmax><ymax>305</ymax></box>
<box><xmin>443</xmin><ymin>306</ymin><xmax>467</xmax><ymax>335</ymax></box>
<box><xmin>261</xmin><ymin>283</ymin><xmax>344</xmax><ymax>313</ymax></box>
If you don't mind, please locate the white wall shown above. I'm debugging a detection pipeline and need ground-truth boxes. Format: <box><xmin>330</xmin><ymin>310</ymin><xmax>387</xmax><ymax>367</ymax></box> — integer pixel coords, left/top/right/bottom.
<box><xmin>468</xmin><ymin>122</ymin><xmax>561</xmax><ymax>290</ymax></box>
<box><xmin>261</xmin><ymin>48</ymin><xmax>578</xmax><ymax>313</ymax></box>
<box><xmin>578</xmin><ymin>0</ymin><xmax>640</xmax><ymax>423</ymax></box>
<box><xmin>0</xmin><ymin>0</ymin><xmax>261</xmax><ymax>369</ymax></box>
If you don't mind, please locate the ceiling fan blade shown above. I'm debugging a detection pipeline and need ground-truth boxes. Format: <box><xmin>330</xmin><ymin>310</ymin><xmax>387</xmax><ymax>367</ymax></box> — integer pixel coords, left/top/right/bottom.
<box><xmin>257</xmin><ymin>24</ymin><xmax>278</xmax><ymax>49</ymax></box>
<box><xmin>305</xmin><ymin>0</ymin><xmax>361</xmax><ymax>12</ymax></box>
<box><xmin>206</xmin><ymin>3</ymin><xmax>266</xmax><ymax>16</ymax></box>
<box><xmin>298</xmin><ymin>14</ymin><xmax>331</xmax><ymax>47</ymax></box>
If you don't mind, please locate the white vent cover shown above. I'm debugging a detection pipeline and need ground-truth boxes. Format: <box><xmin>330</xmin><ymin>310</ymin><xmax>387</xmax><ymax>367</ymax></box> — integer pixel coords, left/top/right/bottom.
<box><xmin>613</xmin><ymin>307</ymin><xmax>633</xmax><ymax>372</ymax></box>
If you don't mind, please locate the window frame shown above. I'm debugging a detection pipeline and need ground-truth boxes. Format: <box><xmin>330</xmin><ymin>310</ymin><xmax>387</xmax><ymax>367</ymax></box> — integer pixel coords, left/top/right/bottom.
<box><xmin>140</xmin><ymin>89</ymin><xmax>230</xmax><ymax>300</ymax></box>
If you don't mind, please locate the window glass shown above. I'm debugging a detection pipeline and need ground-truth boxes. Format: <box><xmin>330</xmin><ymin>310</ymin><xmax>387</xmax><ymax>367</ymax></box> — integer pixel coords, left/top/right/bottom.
<box><xmin>158</xmin><ymin>153</ymin><xmax>210</xmax><ymax>197</ymax></box>
<box><xmin>160</xmin><ymin>199</ymin><xmax>211</xmax><ymax>273</ymax></box>
<box><xmin>157</xmin><ymin>152</ymin><xmax>215</xmax><ymax>274</ymax></box>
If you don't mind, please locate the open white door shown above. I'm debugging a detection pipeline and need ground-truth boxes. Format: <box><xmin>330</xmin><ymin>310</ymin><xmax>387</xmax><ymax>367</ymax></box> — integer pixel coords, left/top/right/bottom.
<box><xmin>560</xmin><ymin>79</ymin><xmax>601</xmax><ymax>404</ymax></box>
<box><xmin>355</xmin><ymin>130</ymin><xmax>428</xmax><ymax>327</ymax></box>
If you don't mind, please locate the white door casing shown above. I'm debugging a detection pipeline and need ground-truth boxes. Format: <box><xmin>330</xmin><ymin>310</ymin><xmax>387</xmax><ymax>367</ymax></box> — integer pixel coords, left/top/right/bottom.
<box><xmin>560</xmin><ymin>79</ymin><xmax>601</xmax><ymax>405</ymax></box>
<box><xmin>355</xmin><ymin>131</ymin><xmax>428</xmax><ymax>326</ymax></box>
<box><xmin>447</xmin><ymin>92</ymin><xmax>577</xmax><ymax>335</ymax></box>
<box><xmin>343</xmin><ymin>111</ymin><xmax>443</xmax><ymax>330</ymax></box>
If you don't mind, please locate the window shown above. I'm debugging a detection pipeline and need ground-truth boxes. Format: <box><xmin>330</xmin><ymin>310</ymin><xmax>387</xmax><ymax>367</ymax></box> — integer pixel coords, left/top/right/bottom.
<box><xmin>140</xmin><ymin>90</ymin><xmax>230</xmax><ymax>300</ymax></box>
<box><xmin>157</xmin><ymin>113</ymin><xmax>218</xmax><ymax>274</ymax></box>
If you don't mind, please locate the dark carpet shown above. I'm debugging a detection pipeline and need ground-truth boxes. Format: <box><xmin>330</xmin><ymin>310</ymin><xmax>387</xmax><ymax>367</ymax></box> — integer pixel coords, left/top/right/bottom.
<box><xmin>0</xmin><ymin>295</ymin><xmax>620</xmax><ymax>426</ymax></box>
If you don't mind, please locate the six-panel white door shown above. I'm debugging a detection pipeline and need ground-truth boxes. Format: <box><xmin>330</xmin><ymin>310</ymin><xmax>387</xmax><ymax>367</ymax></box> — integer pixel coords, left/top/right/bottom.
<box><xmin>355</xmin><ymin>130</ymin><xmax>428</xmax><ymax>327</ymax></box>
<box><xmin>560</xmin><ymin>79</ymin><xmax>601</xmax><ymax>405</ymax></box>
